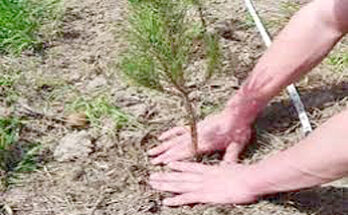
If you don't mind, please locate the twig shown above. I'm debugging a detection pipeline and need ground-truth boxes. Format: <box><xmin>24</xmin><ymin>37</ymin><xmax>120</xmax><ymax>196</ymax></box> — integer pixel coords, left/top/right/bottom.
<box><xmin>16</xmin><ymin>103</ymin><xmax>66</xmax><ymax>123</ymax></box>
<box><xmin>89</xmin><ymin>194</ymin><xmax>106</xmax><ymax>215</ymax></box>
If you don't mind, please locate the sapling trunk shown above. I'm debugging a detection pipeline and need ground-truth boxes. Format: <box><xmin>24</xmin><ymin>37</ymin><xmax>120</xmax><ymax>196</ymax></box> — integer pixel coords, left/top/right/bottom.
<box><xmin>182</xmin><ymin>91</ymin><xmax>199</xmax><ymax>160</ymax></box>
<box><xmin>122</xmin><ymin>0</ymin><xmax>221</xmax><ymax>162</ymax></box>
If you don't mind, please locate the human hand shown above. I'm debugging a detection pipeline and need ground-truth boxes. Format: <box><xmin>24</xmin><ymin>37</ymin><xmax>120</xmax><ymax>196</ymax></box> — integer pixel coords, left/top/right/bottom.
<box><xmin>148</xmin><ymin>108</ymin><xmax>252</xmax><ymax>164</ymax></box>
<box><xmin>149</xmin><ymin>161</ymin><xmax>258</xmax><ymax>206</ymax></box>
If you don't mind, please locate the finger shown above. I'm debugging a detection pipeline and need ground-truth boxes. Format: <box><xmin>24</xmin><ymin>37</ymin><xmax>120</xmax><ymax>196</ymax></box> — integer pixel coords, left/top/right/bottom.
<box><xmin>159</xmin><ymin>145</ymin><xmax>193</xmax><ymax>164</ymax></box>
<box><xmin>150</xmin><ymin>172</ymin><xmax>201</xmax><ymax>182</ymax></box>
<box><xmin>163</xmin><ymin>192</ymin><xmax>207</xmax><ymax>206</ymax></box>
<box><xmin>150</xmin><ymin>141</ymin><xmax>192</xmax><ymax>164</ymax></box>
<box><xmin>158</xmin><ymin>126</ymin><xmax>188</xmax><ymax>141</ymax></box>
<box><xmin>150</xmin><ymin>151</ymin><xmax>189</xmax><ymax>165</ymax></box>
<box><xmin>223</xmin><ymin>142</ymin><xmax>244</xmax><ymax>163</ymax></box>
<box><xmin>167</xmin><ymin>161</ymin><xmax>214</xmax><ymax>174</ymax></box>
<box><xmin>148</xmin><ymin>140</ymin><xmax>176</xmax><ymax>156</ymax></box>
<box><xmin>149</xmin><ymin>181</ymin><xmax>199</xmax><ymax>193</ymax></box>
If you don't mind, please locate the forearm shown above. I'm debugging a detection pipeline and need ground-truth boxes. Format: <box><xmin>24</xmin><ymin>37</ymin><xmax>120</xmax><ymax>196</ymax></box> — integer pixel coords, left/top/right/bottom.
<box><xmin>226</xmin><ymin>0</ymin><xmax>346</xmax><ymax>122</ymax></box>
<box><xmin>248</xmin><ymin>109</ymin><xmax>348</xmax><ymax>196</ymax></box>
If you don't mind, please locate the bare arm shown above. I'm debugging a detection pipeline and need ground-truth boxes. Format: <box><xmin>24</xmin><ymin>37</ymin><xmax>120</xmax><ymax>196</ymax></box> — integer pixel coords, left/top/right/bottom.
<box><xmin>148</xmin><ymin>0</ymin><xmax>348</xmax><ymax>165</ymax></box>
<box><xmin>149</xmin><ymin>109</ymin><xmax>348</xmax><ymax>206</ymax></box>
<box><xmin>248</xmin><ymin>109</ymin><xmax>348</xmax><ymax>196</ymax></box>
<box><xmin>228</xmin><ymin>0</ymin><xmax>348</xmax><ymax>121</ymax></box>
<box><xmin>149</xmin><ymin>0</ymin><xmax>348</xmax><ymax>205</ymax></box>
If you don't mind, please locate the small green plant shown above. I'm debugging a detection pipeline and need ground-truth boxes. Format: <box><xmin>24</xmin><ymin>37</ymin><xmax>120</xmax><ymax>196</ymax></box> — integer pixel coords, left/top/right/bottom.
<box><xmin>0</xmin><ymin>117</ymin><xmax>41</xmax><ymax>189</ymax></box>
<box><xmin>121</xmin><ymin>0</ymin><xmax>221</xmax><ymax>157</ymax></box>
<box><xmin>0</xmin><ymin>0</ymin><xmax>63</xmax><ymax>55</ymax></box>
<box><xmin>266</xmin><ymin>1</ymin><xmax>301</xmax><ymax>29</ymax></box>
<box><xmin>0</xmin><ymin>66</ymin><xmax>20</xmax><ymax>105</ymax></box>
<box><xmin>66</xmin><ymin>95</ymin><xmax>136</xmax><ymax>132</ymax></box>
<box><xmin>280</xmin><ymin>1</ymin><xmax>301</xmax><ymax>17</ymax></box>
<box><xmin>199</xmin><ymin>102</ymin><xmax>221</xmax><ymax>118</ymax></box>
<box><xmin>243</xmin><ymin>13</ymin><xmax>256</xmax><ymax>29</ymax></box>
<box><xmin>326</xmin><ymin>51</ymin><xmax>348</xmax><ymax>73</ymax></box>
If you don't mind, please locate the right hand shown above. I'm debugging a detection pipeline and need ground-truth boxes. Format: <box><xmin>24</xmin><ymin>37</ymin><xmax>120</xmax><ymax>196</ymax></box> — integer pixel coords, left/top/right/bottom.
<box><xmin>148</xmin><ymin>108</ymin><xmax>253</xmax><ymax>164</ymax></box>
<box><xmin>149</xmin><ymin>161</ymin><xmax>259</xmax><ymax>206</ymax></box>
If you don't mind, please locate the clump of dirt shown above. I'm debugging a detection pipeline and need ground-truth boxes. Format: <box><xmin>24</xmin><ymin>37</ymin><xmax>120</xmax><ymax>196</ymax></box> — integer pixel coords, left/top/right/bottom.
<box><xmin>1</xmin><ymin>0</ymin><xmax>347</xmax><ymax>214</ymax></box>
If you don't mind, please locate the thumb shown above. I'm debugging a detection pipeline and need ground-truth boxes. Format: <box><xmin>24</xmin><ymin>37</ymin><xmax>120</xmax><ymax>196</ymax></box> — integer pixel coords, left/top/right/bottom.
<box><xmin>222</xmin><ymin>142</ymin><xmax>244</xmax><ymax>164</ymax></box>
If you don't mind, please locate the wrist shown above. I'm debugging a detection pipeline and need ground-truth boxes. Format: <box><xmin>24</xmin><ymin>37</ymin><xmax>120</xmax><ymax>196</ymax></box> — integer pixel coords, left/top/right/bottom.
<box><xmin>243</xmin><ymin>164</ymin><xmax>276</xmax><ymax>198</ymax></box>
<box><xmin>225</xmin><ymin>91</ymin><xmax>267</xmax><ymax>125</ymax></box>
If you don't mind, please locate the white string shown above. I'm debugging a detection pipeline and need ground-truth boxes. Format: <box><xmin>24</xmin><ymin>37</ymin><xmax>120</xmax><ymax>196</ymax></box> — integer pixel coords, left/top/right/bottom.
<box><xmin>245</xmin><ymin>0</ymin><xmax>312</xmax><ymax>135</ymax></box>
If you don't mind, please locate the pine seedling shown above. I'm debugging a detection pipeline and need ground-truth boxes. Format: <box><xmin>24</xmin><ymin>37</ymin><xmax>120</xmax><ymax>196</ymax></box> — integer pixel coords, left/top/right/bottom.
<box><xmin>121</xmin><ymin>0</ymin><xmax>221</xmax><ymax>158</ymax></box>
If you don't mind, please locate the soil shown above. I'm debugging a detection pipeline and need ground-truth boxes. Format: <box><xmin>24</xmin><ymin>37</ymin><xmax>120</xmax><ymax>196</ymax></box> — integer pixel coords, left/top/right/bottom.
<box><xmin>1</xmin><ymin>0</ymin><xmax>347</xmax><ymax>214</ymax></box>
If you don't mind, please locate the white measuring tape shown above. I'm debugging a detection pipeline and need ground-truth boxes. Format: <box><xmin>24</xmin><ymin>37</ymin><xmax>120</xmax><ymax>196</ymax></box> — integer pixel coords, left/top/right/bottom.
<box><xmin>245</xmin><ymin>0</ymin><xmax>312</xmax><ymax>135</ymax></box>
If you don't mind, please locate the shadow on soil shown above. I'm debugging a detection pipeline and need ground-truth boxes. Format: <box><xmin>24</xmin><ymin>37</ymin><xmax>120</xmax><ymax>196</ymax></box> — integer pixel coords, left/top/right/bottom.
<box><xmin>256</xmin><ymin>81</ymin><xmax>348</xmax><ymax>133</ymax></box>
<box><xmin>267</xmin><ymin>186</ymin><xmax>348</xmax><ymax>215</ymax></box>
<box><xmin>251</xmin><ymin>82</ymin><xmax>348</xmax><ymax>214</ymax></box>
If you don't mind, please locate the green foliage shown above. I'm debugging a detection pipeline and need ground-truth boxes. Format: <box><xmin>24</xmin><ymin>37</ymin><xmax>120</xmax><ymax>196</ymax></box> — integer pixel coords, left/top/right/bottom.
<box><xmin>205</xmin><ymin>34</ymin><xmax>221</xmax><ymax>79</ymax></box>
<box><xmin>280</xmin><ymin>1</ymin><xmax>301</xmax><ymax>17</ymax></box>
<box><xmin>0</xmin><ymin>66</ymin><xmax>20</xmax><ymax>105</ymax></box>
<box><xmin>67</xmin><ymin>96</ymin><xmax>134</xmax><ymax>130</ymax></box>
<box><xmin>121</xmin><ymin>0</ymin><xmax>222</xmax><ymax>155</ymax></box>
<box><xmin>0</xmin><ymin>0</ymin><xmax>62</xmax><ymax>55</ymax></box>
<box><xmin>199</xmin><ymin>102</ymin><xmax>221</xmax><ymax>118</ymax></box>
<box><xmin>266</xmin><ymin>1</ymin><xmax>301</xmax><ymax>29</ymax></box>
<box><xmin>121</xmin><ymin>0</ymin><xmax>221</xmax><ymax>93</ymax></box>
<box><xmin>326</xmin><ymin>51</ymin><xmax>348</xmax><ymax>73</ymax></box>
<box><xmin>0</xmin><ymin>117</ymin><xmax>41</xmax><ymax>189</ymax></box>
<box><xmin>243</xmin><ymin>13</ymin><xmax>256</xmax><ymax>29</ymax></box>
<box><xmin>121</xmin><ymin>55</ymin><xmax>163</xmax><ymax>91</ymax></box>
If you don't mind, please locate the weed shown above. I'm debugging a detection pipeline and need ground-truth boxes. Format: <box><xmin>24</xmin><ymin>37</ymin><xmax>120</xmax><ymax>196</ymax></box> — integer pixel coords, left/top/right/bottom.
<box><xmin>266</xmin><ymin>1</ymin><xmax>301</xmax><ymax>30</ymax></box>
<box><xmin>121</xmin><ymin>0</ymin><xmax>221</xmax><ymax>157</ymax></box>
<box><xmin>242</xmin><ymin>13</ymin><xmax>256</xmax><ymax>29</ymax></box>
<box><xmin>325</xmin><ymin>51</ymin><xmax>348</xmax><ymax>73</ymax></box>
<box><xmin>199</xmin><ymin>102</ymin><xmax>221</xmax><ymax>118</ymax></box>
<box><xmin>279</xmin><ymin>1</ymin><xmax>301</xmax><ymax>18</ymax></box>
<box><xmin>0</xmin><ymin>0</ymin><xmax>63</xmax><ymax>55</ymax></box>
<box><xmin>0</xmin><ymin>66</ymin><xmax>20</xmax><ymax>105</ymax></box>
<box><xmin>0</xmin><ymin>117</ymin><xmax>41</xmax><ymax>190</ymax></box>
<box><xmin>66</xmin><ymin>95</ymin><xmax>136</xmax><ymax>132</ymax></box>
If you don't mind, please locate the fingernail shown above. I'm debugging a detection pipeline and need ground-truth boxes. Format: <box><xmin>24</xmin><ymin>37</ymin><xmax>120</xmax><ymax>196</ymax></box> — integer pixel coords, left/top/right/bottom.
<box><xmin>163</xmin><ymin>159</ymin><xmax>171</xmax><ymax>164</ymax></box>
<box><xmin>151</xmin><ymin>158</ymin><xmax>161</xmax><ymax>165</ymax></box>
<box><xmin>162</xmin><ymin>199</ymin><xmax>170</xmax><ymax>205</ymax></box>
<box><xmin>149</xmin><ymin>173</ymin><xmax>158</xmax><ymax>180</ymax></box>
<box><xmin>148</xmin><ymin>181</ymin><xmax>156</xmax><ymax>188</ymax></box>
<box><xmin>148</xmin><ymin>149</ymin><xmax>155</xmax><ymax>155</ymax></box>
<box><xmin>163</xmin><ymin>199</ymin><xmax>176</xmax><ymax>206</ymax></box>
<box><xmin>167</xmin><ymin>162</ymin><xmax>177</xmax><ymax>167</ymax></box>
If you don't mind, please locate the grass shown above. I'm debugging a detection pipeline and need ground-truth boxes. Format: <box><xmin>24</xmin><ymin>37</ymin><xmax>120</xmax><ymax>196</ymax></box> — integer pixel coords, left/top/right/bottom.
<box><xmin>199</xmin><ymin>102</ymin><xmax>221</xmax><ymax>118</ymax></box>
<box><xmin>265</xmin><ymin>1</ymin><xmax>301</xmax><ymax>30</ymax></box>
<box><xmin>0</xmin><ymin>0</ymin><xmax>63</xmax><ymax>55</ymax></box>
<box><xmin>0</xmin><ymin>66</ymin><xmax>20</xmax><ymax>105</ymax></box>
<box><xmin>242</xmin><ymin>13</ymin><xmax>256</xmax><ymax>29</ymax></box>
<box><xmin>279</xmin><ymin>1</ymin><xmax>301</xmax><ymax>18</ymax></box>
<box><xmin>0</xmin><ymin>116</ymin><xmax>41</xmax><ymax>190</ymax></box>
<box><xmin>325</xmin><ymin>51</ymin><xmax>348</xmax><ymax>73</ymax></box>
<box><xmin>66</xmin><ymin>95</ymin><xmax>137</xmax><ymax>132</ymax></box>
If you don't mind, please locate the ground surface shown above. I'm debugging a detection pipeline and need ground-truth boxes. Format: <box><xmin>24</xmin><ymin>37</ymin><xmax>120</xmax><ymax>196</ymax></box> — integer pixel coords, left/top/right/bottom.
<box><xmin>1</xmin><ymin>0</ymin><xmax>348</xmax><ymax>214</ymax></box>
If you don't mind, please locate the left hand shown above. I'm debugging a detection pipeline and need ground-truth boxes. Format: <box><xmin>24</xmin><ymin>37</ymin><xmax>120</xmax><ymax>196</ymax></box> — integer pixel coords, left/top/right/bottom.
<box><xmin>148</xmin><ymin>108</ymin><xmax>252</xmax><ymax>165</ymax></box>
<box><xmin>149</xmin><ymin>161</ymin><xmax>258</xmax><ymax>206</ymax></box>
